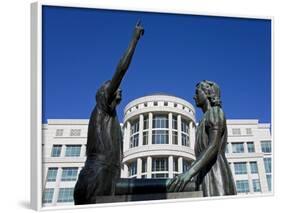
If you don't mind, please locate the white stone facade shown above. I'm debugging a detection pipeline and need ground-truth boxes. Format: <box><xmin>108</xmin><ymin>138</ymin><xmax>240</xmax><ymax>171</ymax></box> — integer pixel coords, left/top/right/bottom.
<box><xmin>42</xmin><ymin>95</ymin><xmax>272</xmax><ymax>206</ymax></box>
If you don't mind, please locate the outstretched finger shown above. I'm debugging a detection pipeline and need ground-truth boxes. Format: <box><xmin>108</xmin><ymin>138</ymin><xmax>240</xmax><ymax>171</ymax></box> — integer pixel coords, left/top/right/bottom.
<box><xmin>136</xmin><ymin>19</ymin><xmax>141</xmax><ymax>26</ymax></box>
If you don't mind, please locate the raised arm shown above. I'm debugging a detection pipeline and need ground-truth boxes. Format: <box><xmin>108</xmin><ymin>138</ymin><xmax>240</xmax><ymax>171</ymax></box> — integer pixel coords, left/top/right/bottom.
<box><xmin>107</xmin><ymin>21</ymin><xmax>144</xmax><ymax>103</ymax></box>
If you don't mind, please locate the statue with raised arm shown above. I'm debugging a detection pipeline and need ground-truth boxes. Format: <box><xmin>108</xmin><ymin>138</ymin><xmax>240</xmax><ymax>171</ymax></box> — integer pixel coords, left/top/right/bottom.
<box><xmin>168</xmin><ymin>80</ymin><xmax>237</xmax><ymax>196</ymax></box>
<box><xmin>74</xmin><ymin>21</ymin><xmax>144</xmax><ymax>205</ymax></box>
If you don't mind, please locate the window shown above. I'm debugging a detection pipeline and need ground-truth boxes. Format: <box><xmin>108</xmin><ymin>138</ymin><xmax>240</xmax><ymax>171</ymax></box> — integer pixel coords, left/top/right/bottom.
<box><xmin>129</xmin><ymin>161</ymin><xmax>137</xmax><ymax>176</ymax></box>
<box><xmin>183</xmin><ymin>160</ymin><xmax>190</xmax><ymax>172</ymax></box>
<box><xmin>246</xmin><ymin>128</ymin><xmax>252</xmax><ymax>135</ymax></box>
<box><xmin>173</xmin><ymin>158</ymin><xmax>178</xmax><ymax>172</ymax></box>
<box><xmin>143</xmin><ymin>131</ymin><xmax>148</xmax><ymax>145</ymax></box>
<box><xmin>234</xmin><ymin>162</ymin><xmax>247</xmax><ymax>174</ymax></box>
<box><xmin>57</xmin><ymin>188</ymin><xmax>74</xmax><ymax>203</ymax></box>
<box><xmin>225</xmin><ymin>143</ymin><xmax>229</xmax><ymax>153</ymax></box>
<box><xmin>153</xmin><ymin>101</ymin><xmax>158</xmax><ymax>106</ymax></box>
<box><xmin>174</xmin><ymin>103</ymin><xmax>177</xmax><ymax>108</ymax></box>
<box><xmin>236</xmin><ymin>180</ymin><xmax>249</xmax><ymax>193</ymax></box>
<box><xmin>43</xmin><ymin>188</ymin><xmax>54</xmax><ymax>203</ymax></box>
<box><xmin>232</xmin><ymin>128</ymin><xmax>241</xmax><ymax>135</ymax></box>
<box><xmin>247</xmin><ymin>142</ymin><xmax>255</xmax><ymax>153</ymax></box>
<box><xmin>144</xmin><ymin>102</ymin><xmax>148</xmax><ymax>107</ymax></box>
<box><xmin>266</xmin><ymin>174</ymin><xmax>272</xmax><ymax>191</ymax></box>
<box><xmin>172</xmin><ymin>116</ymin><xmax>177</xmax><ymax>129</ymax></box>
<box><xmin>142</xmin><ymin>159</ymin><xmax>147</xmax><ymax>173</ymax></box>
<box><xmin>130</xmin><ymin>134</ymin><xmax>139</xmax><ymax>148</ymax></box>
<box><xmin>51</xmin><ymin>145</ymin><xmax>62</xmax><ymax>157</ymax></box>
<box><xmin>261</xmin><ymin>141</ymin><xmax>271</xmax><ymax>153</ymax></box>
<box><xmin>164</xmin><ymin>101</ymin><xmax>168</xmax><ymax>106</ymax></box>
<box><xmin>152</xmin><ymin>130</ymin><xmax>168</xmax><ymax>144</ymax></box>
<box><xmin>252</xmin><ymin>179</ymin><xmax>261</xmax><ymax>192</ymax></box>
<box><xmin>55</xmin><ymin>129</ymin><xmax>63</xmax><ymax>136</ymax></box>
<box><xmin>61</xmin><ymin>168</ymin><xmax>78</xmax><ymax>181</ymax></box>
<box><xmin>264</xmin><ymin>158</ymin><xmax>272</xmax><ymax>173</ymax></box>
<box><xmin>153</xmin><ymin>115</ymin><xmax>168</xmax><ymax>128</ymax></box>
<box><xmin>46</xmin><ymin>168</ymin><xmax>58</xmax><ymax>182</ymax></box>
<box><xmin>232</xmin><ymin>143</ymin><xmax>244</xmax><ymax>153</ymax></box>
<box><xmin>182</xmin><ymin>134</ymin><xmax>190</xmax><ymax>146</ymax></box>
<box><xmin>143</xmin><ymin>115</ymin><xmax>149</xmax><ymax>129</ymax></box>
<box><xmin>172</xmin><ymin>131</ymin><xmax>178</xmax><ymax>145</ymax></box>
<box><xmin>152</xmin><ymin>158</ymin><xmax>168</xmax><ymax>171</ymax></box>
<box><xmin>70</xmin><ymin>129</ymin><xmax>81</xmax><ymax>136</ymax></box>
<box><xmin>181</xmin><ymin>120</ymin><xmax>189</xmax><ymax>133</ymax></box>
<box><xmin>131</xmin><ymin>120</ymin><xmax>139</xmax><ymax>133</ymax></box>
<box><xmin>65</xmin><ymin>145</ymin><xmax>81</xmax><ymax>157</ymax></box>
<box><xmin>250</xmin><ymin>162</ymin><xmax>258</xmax><ymax>174</ymax></box>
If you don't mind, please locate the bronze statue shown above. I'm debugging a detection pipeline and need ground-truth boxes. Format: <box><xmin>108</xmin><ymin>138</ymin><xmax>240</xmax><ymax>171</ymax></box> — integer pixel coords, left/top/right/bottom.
<box><xmin>168</xmin><ymin>80</ymin><xmax>237</xmax><ymax>196</ymax></box>
<box><xmin>74</xmin><ymin>21</ymin><xmax>144</xmax><ymax>205</ymax></box>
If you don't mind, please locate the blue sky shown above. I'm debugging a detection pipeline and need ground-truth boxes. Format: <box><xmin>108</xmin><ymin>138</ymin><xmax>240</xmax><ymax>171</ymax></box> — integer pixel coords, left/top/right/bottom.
<box><xmin>42</xmin><ymin>6</ymin><xmax>271</xmax><ymax>124</ymax></box>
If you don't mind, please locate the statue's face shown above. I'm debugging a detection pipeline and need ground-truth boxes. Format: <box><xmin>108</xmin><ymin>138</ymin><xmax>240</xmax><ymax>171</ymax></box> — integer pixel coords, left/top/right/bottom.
<box><xmin>194</xmin><ymin>87</ymin><xmax>207</xmax><ymax>107</ymax></box>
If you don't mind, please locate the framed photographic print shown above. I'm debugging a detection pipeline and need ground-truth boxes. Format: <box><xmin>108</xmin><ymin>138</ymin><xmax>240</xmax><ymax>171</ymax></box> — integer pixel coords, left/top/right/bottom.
<box><xmin>31</xmin><ymin>0</ymin><xmax>273</xmax><ymax>211</ymax></box>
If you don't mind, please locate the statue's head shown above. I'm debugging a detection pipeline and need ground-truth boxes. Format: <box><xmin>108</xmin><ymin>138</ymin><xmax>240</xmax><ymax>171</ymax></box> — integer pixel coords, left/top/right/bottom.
<box><xmin>96</xmin><ymin>80</ymin><xmax>122</xmax><ymax>113</ymax></box>
<box><xmin>194</xmin><ymin>80</ymin><xmax>221</xmax><ymax>108</ymax></box>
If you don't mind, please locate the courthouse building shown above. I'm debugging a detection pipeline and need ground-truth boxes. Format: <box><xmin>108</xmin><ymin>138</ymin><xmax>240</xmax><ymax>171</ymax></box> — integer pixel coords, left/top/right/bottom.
<box><xmin>42</xmin><ymin>94</ymin><xmax>272</xmax><ymax>207</ymax></box>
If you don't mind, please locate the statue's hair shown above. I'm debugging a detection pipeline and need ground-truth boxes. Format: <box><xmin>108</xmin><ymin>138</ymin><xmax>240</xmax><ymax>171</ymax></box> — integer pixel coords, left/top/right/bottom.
<box><xmin>196</xmin><ymin>80</ymin><xmax>222</xmax><ymax>107</ymax></box>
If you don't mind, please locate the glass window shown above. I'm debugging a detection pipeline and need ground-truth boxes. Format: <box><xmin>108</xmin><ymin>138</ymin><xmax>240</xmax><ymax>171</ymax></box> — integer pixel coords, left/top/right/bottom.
<box><xmin>55</xmin><ymin>129</ymin><xmax>63</xmax><ymax>136</ymax></box>
<box><xmin>225</xmin><ymin>143</ymin><xmax>229</xmax><ymax>153</ymax></box>
<box><xmin>57</xmin><ymin>188</ymin><xmax>74</xmax><ymax>203</ymax></box>
<box><xmin>232</xmin><ymin>143</ymin><xmax>244</xmax><ymax>153</ymax></box>
<box><xmin>261</xmin><ymin>141</ymin><xmax>271</xmax><ymax>153</ymax></box>
<box><xmin>129</xmin><ymin>161</ymin><xmax>137</xmax><ymax>176</ymax></box>
<box><xmin>131</xmin><ymin>120</ymin><xmax>139</xmax><ymax>134</ymax></box>
<box><xmin>153</xmin><ymin>101</ymin><xmax>158</xmax><ymax>106</ymax></box>
<box><xmin>61</xmin><ymin>168</ymin><xmax>78</xmax><ymax>181</ymax></box>
<box><xmin>234</xmin><ymin>162</ymin><xmax>247</xmax><ymax>174</ymax></box>
<box><xmin>182</xmin><ymin>134</ymin><xmax>190</xmax><ymax>146</ymax></box>
<box><xmin>130</xmin><ymin>134</ymin><xmax>139</xmax><ymax>148</ymax></box>
<box><xmin>252</xmin><ymin>179</ymin><xmax>261</xmax><ymax>192</ymax></box>
<box><xmin>143</xmin><ymin>131</ymin><xmax>148</xmax><ymax>145</ymax></box>
<box><xmin>152</xmin><ymin>130</ymin><xmax>168</xmax><ymax>144</ymax></box>
<box><xmin>266</xmin><ymin>174</ymin><xmax>272</xmax><ymax>191</ymax></box>
<box><xmin>183</xmin><ymin>160</ymin><xmax>190</xmax><ymax>172</ymax></box>
<box><xmin>246</xmin><ymin>128</ymin><xmax>252</xmax><ymax>135</ymax></box>
<box><xmin>172</xmin><ymin>131</ymin><xmax>178</xmax><ymax>145</ymax></box>
<box><xmin>172</xmin><ymin>115</ymin><xmax>177</xmax><ymax>129</ymax></box>
<box><xmin>173</xmin><ymin>158</ymin><xmax>178</xmax><ymax>172</ymax></box>
<box><xmin>164</xmin><ymin>101</ymin><xmax>168</xmax><ymax>106</ymax></box>
<box><xmin>153</xmin><ymin>115</ymin><xmax>168</xmax><ymax>129</ymax></box>
<box><xmin>143</xmin><ymin>115</ymin><xmax>149</xmax><ymax>130</ymax></box>
<box><xmin>46</xmin><ymin>168</ymin><xmax>58</xmax><ymax>182</ymax></box>
<box><xmin>247</xmin><ymin>142</ymin><xmax>255</xmax><ymax>153</ymax></box>
<box><xmin>250</xmin><ymin>162</ymin><xmax>258</xmax><ymax>174</ymax></box>
<box><xmin>236</xmin><ymin>180</ymin><xmax>249</xmax><ymax>193</ymax></box>
<box><xmin>142</xmin><ymin>159</ymin><xmax>147</xmax><ymax>173</ymax></box>
<box><xmin>232</xmin><ymin>128</ymin><xmax>241</xmax><ymax>135</ymax></box>
<box><xmin>51</xmin><ymin>145</ymin><xmax>62</xmax><ymax>157</ymax></box>
<box><xmin>264</xmin><ymin>158</ymin><xmax>272</xmax><ymax>173</ymax></box>
<box><xmin>65</xmin><ymin>145</ymin><xmax>81</xmax><ymax>157</ymax></box>
<box><xmin>181</xmin><ymin>120</ymin><xmax>189</xmax><ymax>133</ymax></box>
<box><xmin>43</xmin><ymin>188</ymin><xmax>54</xmax><ymax>203</ymax></box>
<box><xmin>70</xmin><ymin>129</ymin><xmax>81</xmax><ymax>136</ymax></box>
<box><xmin>152</xmin><ymin>158</ymin><xmax>168</xmax><ymax>171</ymax></box>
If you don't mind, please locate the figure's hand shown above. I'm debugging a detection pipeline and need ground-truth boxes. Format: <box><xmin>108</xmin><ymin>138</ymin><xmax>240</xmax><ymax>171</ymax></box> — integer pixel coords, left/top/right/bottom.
<box><xmin>134</xmin><ymin>20</ymin><xmax>144</xmax><ymax>40</ymax></box>
<box><xmin>167</xmin><ymin>172</ymin><xmax>192</xmax><ymax>192</ymax></box>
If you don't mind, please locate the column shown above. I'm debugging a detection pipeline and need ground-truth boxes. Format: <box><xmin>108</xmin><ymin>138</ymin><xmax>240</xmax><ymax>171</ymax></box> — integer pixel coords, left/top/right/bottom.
<box><xmin>137</xmin><ymin>158</ymin><xmax>142</xmax><ymax>178</ymax></box>
<box><xmin>177</xmin><ymin>115</ymin><xmax>182</xmax><ymax>145</ymax></box>
<box><xmin>147</xmin><ymin>156</ymin><xmax>152</xmax><ymax>178</ymax></box>
<box><xmin>81</xmin><ymin>144</ymin><xmax>87</xmax><ymax>157</ymax></box>
<box><xmin>168</xmin><ymin>113</ymin><xmax>173</xmax><ymax>145</ymax></box>
<box><xmin>168</xmin><ymin>156</ymin><xmax>174</xmax><ymax>178</ymax></box>
<box><xmin>121</xmin><ymin>163</ymin><xmax>128</xmax><ymax>178</ymax></box>
<box><xmin>257</xmin><ymin>157</ymin><xmax>268</xmax><ymax>193</ymax></box>
<box><xmin>60</xmin><ymin>145</ymin><xmax>66</xmax><ymax>157</ymax></box>
<box><xmin>243</xmin><ymin>142</ymin><xmax>248</xmax><ymax>154</ymax></box>
<box><xmin>148</xmin><ymin>113</ymin><xmax>153</xmax><ymax>145</ymax></box>
<box><xmin>139</xmin><ymin>114</ymin><xmax>144</xmax><ymax>146</ymax></box>
<box><xmin>125</xmin><ymin>121</ymin><xmax>131</xmax><ymax>151</ymax></box>
<box><xmin>189</xmin><ymin>121</ymin><xmax>195</xmax><ymax>149</ymax></box>
<box><xmin>246</xmin><ymin>162</ymin><xmax>254</xmax><ymax>193</ymax></box>
<box><xmin>53</xmin><ymin>167</ymin><xmax>63</xmax><ymax>204</ymax></box>
<box><xmin>178</xmin><ymin>157</ymin><xmax>183</xmax><ymax>174</ymax></box>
